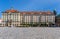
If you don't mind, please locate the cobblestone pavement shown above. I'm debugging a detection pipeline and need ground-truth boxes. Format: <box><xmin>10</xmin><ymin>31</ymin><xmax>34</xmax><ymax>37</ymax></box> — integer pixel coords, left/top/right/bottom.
<box><xmin>0</xmin><ymin>27</ymin><xmax>60</xmax><ymax>39</ymax></box>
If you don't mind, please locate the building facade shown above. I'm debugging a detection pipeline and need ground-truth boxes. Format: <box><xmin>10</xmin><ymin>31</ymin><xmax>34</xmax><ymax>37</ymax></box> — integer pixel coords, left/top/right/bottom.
<box><xmin>0</xmin><ymin>18</ymin><xmax>2</xmax><ymax>26</ymax></box>
<box><xmin>2</xmin><ymin>9</ymin><xmax>55</xmax><ymax>27</ymax></box>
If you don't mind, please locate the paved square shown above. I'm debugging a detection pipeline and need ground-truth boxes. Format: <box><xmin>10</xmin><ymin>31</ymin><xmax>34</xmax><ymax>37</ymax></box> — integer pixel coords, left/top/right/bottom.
<box><xmin>0</xmin><ymin>27</ymin><xmax>60</xmax><ymax>39</ymax></box>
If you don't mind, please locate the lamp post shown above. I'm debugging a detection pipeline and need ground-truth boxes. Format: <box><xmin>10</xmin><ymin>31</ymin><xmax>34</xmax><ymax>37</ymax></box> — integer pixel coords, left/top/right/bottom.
<box><xmin>8</xmin><ymin>12</ymin><xmax>12</xmax><ymax>27</ymax></box>
<box><xmin>6</xmin><ymin>13</ymin><xmax>8</xmax><ymax>26</ymax></box>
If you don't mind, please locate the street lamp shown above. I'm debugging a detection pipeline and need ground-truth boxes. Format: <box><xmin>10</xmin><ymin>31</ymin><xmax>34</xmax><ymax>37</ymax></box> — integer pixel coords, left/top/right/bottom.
<box><xmin>7</xmin><ymin>12</ymin><xmax>12</xmax><ymax>27</ymax></box>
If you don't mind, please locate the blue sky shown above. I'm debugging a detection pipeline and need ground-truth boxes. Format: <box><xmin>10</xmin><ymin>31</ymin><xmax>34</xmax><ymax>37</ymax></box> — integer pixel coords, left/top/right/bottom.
<box><xmin>0</xmin><ymin>0</ymin><xmax>60</xmax><ymax>17</ymax></box>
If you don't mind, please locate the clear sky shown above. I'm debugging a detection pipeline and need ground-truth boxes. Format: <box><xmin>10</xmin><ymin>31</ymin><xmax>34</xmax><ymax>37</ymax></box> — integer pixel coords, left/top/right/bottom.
<box><xmin>0</xmin><ymin>0</ymin><xmax>60</xmax><ymax>17</ymax></box>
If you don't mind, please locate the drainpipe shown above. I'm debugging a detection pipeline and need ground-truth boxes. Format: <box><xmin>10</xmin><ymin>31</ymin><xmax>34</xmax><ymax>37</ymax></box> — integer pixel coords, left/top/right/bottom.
<box><xmin>45</xmin><ymin>15</ymin><xmax>46</xmax><ymax>27</ymax></box>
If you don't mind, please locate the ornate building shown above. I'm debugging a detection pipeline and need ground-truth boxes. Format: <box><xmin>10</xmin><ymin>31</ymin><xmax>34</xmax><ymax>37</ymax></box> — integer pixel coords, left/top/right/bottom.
<box><xmin>2</xmin><ymin>9</ymin><xmax>56</xmax><ymax>27</ymax></box>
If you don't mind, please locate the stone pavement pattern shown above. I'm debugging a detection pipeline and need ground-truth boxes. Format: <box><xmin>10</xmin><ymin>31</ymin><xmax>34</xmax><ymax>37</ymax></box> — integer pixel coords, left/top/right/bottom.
<box><xmin>0</xmin><ymin>27</ymin><xmax>60</xmax><ymax>39</ymax></box>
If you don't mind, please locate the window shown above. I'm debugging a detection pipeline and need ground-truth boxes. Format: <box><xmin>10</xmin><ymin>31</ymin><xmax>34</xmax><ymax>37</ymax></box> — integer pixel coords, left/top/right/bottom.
<box><xmin>24</xmin><ymin>15</ymin><xmax>31</xmax><ymax>23</ymax></box>
<box><xmin>41</xmin><ymin>16</ymin><xmax>46</xmax><ymax>22</ymax></box>
<box><xmin>33</xmin><ymin>16</ymin><xmax>40</xmax><ymax>23</ymax></box>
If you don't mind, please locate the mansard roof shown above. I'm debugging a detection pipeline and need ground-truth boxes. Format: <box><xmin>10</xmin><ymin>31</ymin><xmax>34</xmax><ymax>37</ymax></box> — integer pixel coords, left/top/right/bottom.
<box><xmin>5</xmin><ymin>9</ymin><xmax>19</xmax><ymax>13</ymax></box>
<box><xmin>20</xmin><ymin>11</ymin><xmax>55</xmax><ymax>15</ymax></box>
<box><xmin>2</xmin><ymin>9</ymin><xmax>55</xmax><ymax>15</ymax></box>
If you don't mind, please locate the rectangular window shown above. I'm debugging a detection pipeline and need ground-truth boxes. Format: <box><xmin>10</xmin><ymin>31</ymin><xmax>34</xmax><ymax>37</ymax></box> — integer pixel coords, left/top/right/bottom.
<box><xmin>33</xmin><ymin>16</ymin><xmax>40</xmax><ymax>23</ymax></box>
<box><xmin>41</xmin><ymin>16</ymin><xmax>46</xmax><ymax>22</ymax></box>
<box><xmin>24</xmin><ymin>15</ymin><xmax>31</xmax><ymax>24</ymax></box>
